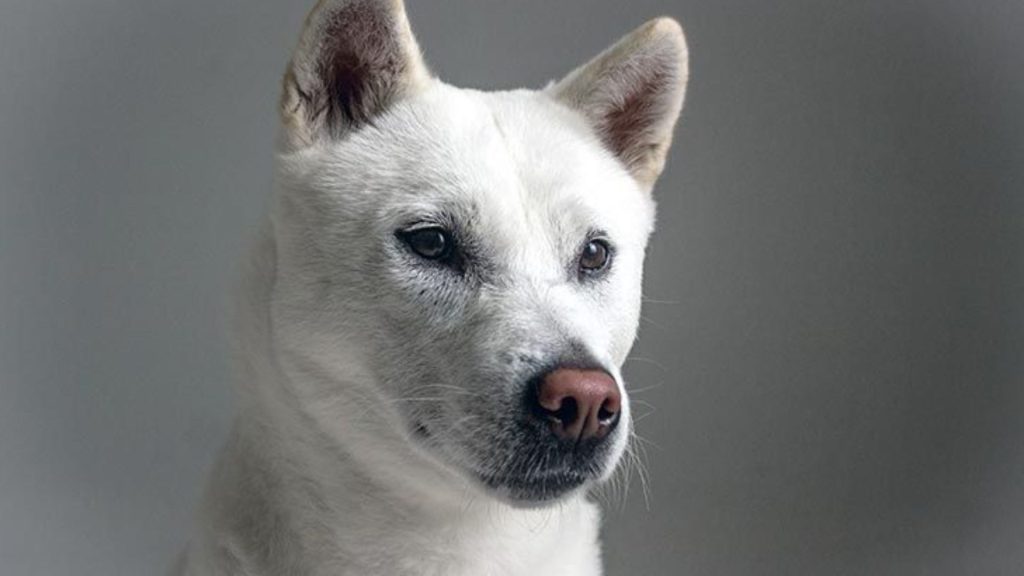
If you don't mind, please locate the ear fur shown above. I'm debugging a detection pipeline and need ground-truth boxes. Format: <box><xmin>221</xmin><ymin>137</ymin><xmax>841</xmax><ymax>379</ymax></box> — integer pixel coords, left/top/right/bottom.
<box><xmin>550</xmin><ymin>18</ymin><xmax>689</xmax><ymax>189</ymax></box>
<box><xmin>280</xmin><ymin>0</ymin><xmax>431</xmax><ymax>148</ymax></box>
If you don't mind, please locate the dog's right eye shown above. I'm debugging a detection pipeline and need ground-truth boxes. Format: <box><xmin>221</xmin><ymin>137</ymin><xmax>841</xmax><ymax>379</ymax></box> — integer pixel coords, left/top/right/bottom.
<box><xmin>400</xmin><ymin>227</ymin><xmax>454</xmax><ymax>261</ymax></box>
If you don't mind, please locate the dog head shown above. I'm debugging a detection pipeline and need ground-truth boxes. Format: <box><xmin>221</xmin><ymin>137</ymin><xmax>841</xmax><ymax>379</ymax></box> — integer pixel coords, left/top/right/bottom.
<box><xmin>265</xmin><ymin>0</ymin><xmax>688</xmax><ymax>506</ymax></box>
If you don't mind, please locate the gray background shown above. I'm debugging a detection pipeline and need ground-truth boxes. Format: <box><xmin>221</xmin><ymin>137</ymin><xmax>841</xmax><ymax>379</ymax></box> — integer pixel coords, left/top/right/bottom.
<box><xmin>1</xmin><ymin>0</ymin><xmax>1021</xmax><ymax>574</ymax></box>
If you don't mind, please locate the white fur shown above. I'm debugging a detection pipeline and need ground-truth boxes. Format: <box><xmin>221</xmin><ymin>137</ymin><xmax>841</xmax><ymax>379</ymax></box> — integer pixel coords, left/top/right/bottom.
<box><xmin>177</xmin><ymin>2</ymin><xmax>687</xmax><ymax>575</ymax></box>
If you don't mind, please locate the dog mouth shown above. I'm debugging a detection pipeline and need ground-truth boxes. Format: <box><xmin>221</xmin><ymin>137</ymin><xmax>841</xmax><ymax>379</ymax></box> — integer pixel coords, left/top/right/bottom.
<box><xmin>414</xmin><ymin>421</ymin><xmax>605</xmax><ymax>503</ymax></box>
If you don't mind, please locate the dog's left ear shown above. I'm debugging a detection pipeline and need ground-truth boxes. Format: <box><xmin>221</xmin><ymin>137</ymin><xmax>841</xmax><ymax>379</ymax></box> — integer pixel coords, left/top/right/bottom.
<box><xmin>280</xmin><ymin>0</ymin><xmax>432</xmax><ymax>149</ymax></box>
<box><xmin>550</xmin><ymin>18</ymin><xmax>689</xmax><ymax>190</ymax></box>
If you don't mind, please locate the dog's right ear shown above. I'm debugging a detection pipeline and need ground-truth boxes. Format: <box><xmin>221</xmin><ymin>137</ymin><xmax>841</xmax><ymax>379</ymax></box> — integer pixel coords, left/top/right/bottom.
<box><xmin>280</xmin><ymin>0</ymin><xmax>431</xmax><ymax>149</ymax></box>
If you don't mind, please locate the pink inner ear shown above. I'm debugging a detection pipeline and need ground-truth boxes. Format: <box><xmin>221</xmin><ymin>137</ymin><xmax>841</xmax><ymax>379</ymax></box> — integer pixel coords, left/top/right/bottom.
<box><xmin>601</xmin><ymin>66</ymin><xmax>670</xmax><ymax>168</ymax></box>
<box><xmin>313</xmin><ymin>1</ymin><xmax>407</xmax><ymax>131</ymax></box>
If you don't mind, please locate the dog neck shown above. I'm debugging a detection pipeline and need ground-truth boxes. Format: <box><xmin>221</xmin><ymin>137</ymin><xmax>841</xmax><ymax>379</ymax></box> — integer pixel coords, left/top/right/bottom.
<box><xmin>191</xmin><ymin>410</ymin><xmax>601</xmax><ymax>575</ymax></box>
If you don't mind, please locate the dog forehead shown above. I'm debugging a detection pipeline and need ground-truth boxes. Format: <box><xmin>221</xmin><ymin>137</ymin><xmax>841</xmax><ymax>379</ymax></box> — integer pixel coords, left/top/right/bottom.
<box><xmin>408</xmin><ymin>86</ymin><xmax>649</xmax><ymax>227</ymax></box>
<box><xmin>305</xmin><ymin>83</ymin><xmax>652</xmax><ymax>243</ymax></box>
<box><xmin>481</xmin><ymin>90</ymin><xmax>655</xmax><ymax>254</ymax></box>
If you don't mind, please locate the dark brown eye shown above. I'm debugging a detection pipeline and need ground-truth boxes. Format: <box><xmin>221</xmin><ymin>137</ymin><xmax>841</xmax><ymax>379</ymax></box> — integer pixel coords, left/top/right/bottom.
<box><xmin>579</xmin><ymin>239</ymin><xmax>611</xmax><ymax>273</ymax></box>
<box><xmin>403</xmin><ymin>227</ymin><xmax>452</xmax><ymax>260</ymax></box>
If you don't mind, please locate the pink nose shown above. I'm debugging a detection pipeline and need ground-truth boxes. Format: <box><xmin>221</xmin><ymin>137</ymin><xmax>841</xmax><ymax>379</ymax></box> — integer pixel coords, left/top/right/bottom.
<box><xmin>536</xmin><ymin>368</ymin><xmax>621</xmax><ymax>441</ymax></box>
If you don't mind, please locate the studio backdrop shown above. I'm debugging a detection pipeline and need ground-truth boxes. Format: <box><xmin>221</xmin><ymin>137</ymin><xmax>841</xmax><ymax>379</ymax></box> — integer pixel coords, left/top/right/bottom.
<box><xmin>1</xmin><ymin>1</ymin><xmax>1021</xmax><ymax>574</ymax></box>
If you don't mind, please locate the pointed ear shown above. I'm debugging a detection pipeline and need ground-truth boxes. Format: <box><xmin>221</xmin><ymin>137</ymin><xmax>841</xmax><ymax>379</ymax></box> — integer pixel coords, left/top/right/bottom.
<box><xmin>280</xmin><ymin>0</ymin><xmax>431</xmax><ymax>148</ymax></box>
<box><xmin>550</xmin><ymin>18</ymin><xmax>689</xmax><ymax>189</ymax></box>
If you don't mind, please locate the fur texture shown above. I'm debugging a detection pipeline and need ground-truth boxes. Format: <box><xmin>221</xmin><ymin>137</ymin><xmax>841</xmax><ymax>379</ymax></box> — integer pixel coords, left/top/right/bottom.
<box><xmin>177</xmin><ymin>1</ymin><xmax>688</xmax><ymax>574</ymax></box>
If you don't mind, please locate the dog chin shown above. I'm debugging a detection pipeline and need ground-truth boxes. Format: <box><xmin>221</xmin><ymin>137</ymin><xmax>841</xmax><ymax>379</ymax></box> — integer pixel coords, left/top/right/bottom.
<box><xmin>412</xmin><ymin>419</ymin><xmax>622</xmax><ymax>506</ymax></box>
<box><xmin>475</xmin><ymin>470</ymin><xmax>597</xmax><ymax>508</ymax></box>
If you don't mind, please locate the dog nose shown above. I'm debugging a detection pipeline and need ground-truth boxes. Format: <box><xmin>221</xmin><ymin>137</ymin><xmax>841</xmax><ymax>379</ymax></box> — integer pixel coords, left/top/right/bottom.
<box><xmin>535</xmin><ymin>368</ymin><xmax>621</xmax><ymax>441</ymax></box>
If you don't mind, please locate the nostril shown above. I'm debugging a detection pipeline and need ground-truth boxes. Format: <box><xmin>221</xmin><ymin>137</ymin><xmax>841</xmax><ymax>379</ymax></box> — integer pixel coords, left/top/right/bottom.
<box><xmin>548</xmin><ymin>397</ymin><xmax>578</xmax><ymax>427</ymax></box>
<box><xmin>597</xmin><ymin>402</ymin><xmax>618</xmax><ymax>427</ymax></box>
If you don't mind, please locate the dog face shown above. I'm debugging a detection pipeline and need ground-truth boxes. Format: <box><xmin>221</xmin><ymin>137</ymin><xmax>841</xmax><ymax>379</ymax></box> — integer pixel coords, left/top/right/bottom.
<box><xmin>267</xmin><ymin>0</ymin><xmax>687</xmax><ymax>505</ymax></box>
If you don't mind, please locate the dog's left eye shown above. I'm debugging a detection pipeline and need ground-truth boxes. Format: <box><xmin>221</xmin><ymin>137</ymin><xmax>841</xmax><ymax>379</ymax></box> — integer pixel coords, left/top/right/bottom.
<box><xmin>401</xmin><ymin>227</ymin><xmax>453</xmax><ymax>261</ymax></box>
<box><xmin>579</xmin><ymin>239</ymin><xmax>612</xmax><ymax>274</ymax></box>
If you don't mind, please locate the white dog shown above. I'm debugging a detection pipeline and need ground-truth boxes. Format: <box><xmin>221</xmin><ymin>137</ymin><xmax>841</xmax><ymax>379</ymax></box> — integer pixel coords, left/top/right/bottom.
<box><xmin>177</xmin><ymin>1</ymin><xmax>687</xmax><ymax>574</ymax></box>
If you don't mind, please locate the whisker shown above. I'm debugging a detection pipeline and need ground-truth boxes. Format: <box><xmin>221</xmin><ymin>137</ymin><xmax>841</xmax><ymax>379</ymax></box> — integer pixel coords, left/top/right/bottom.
<box><xmin>384</xmin><ymin>397</ymin><xmax>448</xmax><ymax>404</ymax></box>
<box><xmin>626</xmin><ymin>380</ymin><xmax>664</xmax><ymax>394</ymax></box>
<box><xmin>623</xmin><ymin>357</ymin><xmax>669</xmax><ymax>373</ymax></box>
<box><xmin>638</xmin><ymin>314</ymin><xmax>666</xmax><ymax>329</ymax></box>
<box><xmin>641</xmin><ymin>295</ymin><xmax>680</xmax><ymax>305</ymax></box>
